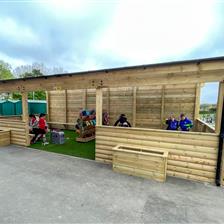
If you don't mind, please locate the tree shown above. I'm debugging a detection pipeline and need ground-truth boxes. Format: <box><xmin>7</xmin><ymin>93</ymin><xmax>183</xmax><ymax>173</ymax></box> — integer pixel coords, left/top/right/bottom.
<box><xmin>20</xmin><ymin>68</ymin><xmax>43</xmax><ymax>78</ymax></box>
<box><xmin>13</xmin><ymin>69</ymin><xmax>46</xmax><ymax>100</ymax></box>
<box><xmin>0</xmin><ymin>61</ymin><xmax>14</xmax><ymax>80</ymax></box>
<box><xmin>14</xmin><ymin>62</ymin><xmax>66</xmax><ymax>77</ymax></box>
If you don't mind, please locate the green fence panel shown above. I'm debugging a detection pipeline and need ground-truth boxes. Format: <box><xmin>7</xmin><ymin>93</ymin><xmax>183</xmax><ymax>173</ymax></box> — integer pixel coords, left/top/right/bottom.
<box><xmin>28</xmin><ymin>100</ymin><xmax>46</xmax><ymax>115</ymax></box>
<box><xmin>0</xmin><ymin>100</ymin><xmax>46</xmax><ymax>116</ymax></box>
<box><xmin>2</xmin><ymin>101</ymin><xmax>15</xmax><ymax>115</ymax></box>
<box><xmin>14</xmin><ymin>101</ymin><xmax>22</xmax><ymax>115</ymax></box>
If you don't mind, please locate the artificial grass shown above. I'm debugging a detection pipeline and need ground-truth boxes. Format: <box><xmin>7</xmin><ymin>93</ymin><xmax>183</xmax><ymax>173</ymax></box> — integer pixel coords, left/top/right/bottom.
<box><xmin>29</xmin><ymin>130</ymin><xmax>95</xmax><ymax>160</ymax></box>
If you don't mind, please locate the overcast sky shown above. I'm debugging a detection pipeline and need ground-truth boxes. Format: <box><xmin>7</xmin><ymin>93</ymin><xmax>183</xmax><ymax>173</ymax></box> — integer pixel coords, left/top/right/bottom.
<box><xmin>0</xmin><ymin>0</ymin><xmax>223</xmax><ymax>103</ymax></box>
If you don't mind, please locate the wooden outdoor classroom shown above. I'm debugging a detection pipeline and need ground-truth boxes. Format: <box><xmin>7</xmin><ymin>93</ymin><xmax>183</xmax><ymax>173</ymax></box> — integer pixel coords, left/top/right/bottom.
<box><xmin>0</xmin><ymin>57</ymin><xmax>224</xmax><ymax>185</ymax></box>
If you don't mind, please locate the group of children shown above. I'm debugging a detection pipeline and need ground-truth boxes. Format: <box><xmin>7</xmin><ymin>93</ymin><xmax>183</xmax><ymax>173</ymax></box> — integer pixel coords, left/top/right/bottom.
<box><xmin>29</xmin><ymin>113</ymin><xmax>48</xmax><ymax>144</ymax></box>
<box><xmin>166</xmin><ymin>113</ymin><xmax>193</xmax><ymax>131</ymax></box>
<box><xmin>113</xmin><ymin>113</ymin><xmax>193</xmax><ymax>131</ymax></box>
<box><xmin>29</xmin><ymin>111</ymin><xmax>192</xmax><ymax>145</ymax></box>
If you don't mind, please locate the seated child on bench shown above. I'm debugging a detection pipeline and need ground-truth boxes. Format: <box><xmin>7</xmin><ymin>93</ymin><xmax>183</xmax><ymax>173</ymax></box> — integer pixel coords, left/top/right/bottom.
<box><xmin>114</xmin><ymin>114</ymin><xmax>131</xmax><ymax>127</ymax></box>
<box><xmin>31</xmin><ymin>113</ymin><xmax>49</xmax><ymax>144</ymax></box>
<box><xmin>29</xmin><ymin>114</ymin><xmax>39</xmax><ymax>134</ymax></box>
<box><xmin>166</xmin><ymin>114</ymin><xmax>179</xmax><ymax>131</ymax></box>
<box><xmin>179</xmin><ymin>113</ymin><xmax>193</xmax><ymax>131</ymax></box>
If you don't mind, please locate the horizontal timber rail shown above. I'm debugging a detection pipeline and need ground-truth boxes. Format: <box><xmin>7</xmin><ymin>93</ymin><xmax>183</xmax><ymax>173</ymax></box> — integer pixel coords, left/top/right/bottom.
<box><xmin>195</xmin><ymin>119</ymin><xmax>215</xmax><ymax>133</ymax></box>
<box><xmin>96</xmin><ymin>126</ymin><xmax>219</xmax><ymax>184</ymax></box>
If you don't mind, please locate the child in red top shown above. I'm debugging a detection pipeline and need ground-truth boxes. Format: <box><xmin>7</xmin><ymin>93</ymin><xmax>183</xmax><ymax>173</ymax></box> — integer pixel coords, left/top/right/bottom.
<box><xmin>31</xmin><ymin>113</ymin><xmax>48</xmax><ymax>144</ymax></box>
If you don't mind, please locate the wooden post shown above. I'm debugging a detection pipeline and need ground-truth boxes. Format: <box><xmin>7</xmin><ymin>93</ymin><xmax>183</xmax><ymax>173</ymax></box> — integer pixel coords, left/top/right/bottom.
<box><xmin>216</xmin><ymin>81</ymin><xmax>224</xmax><ymax>134</ymax></box>
<box><xmin>82</xmin><ymin>89</ymin><xmax>87</xmax><ymax>109</ymax></box>
<box><xmin>64</xmin><ymin>89</ymin><xmax>68</xmax><ymax>124</ymax></box>
<box><xmin>22</xmin><ymin>92</ymin><xmax>30</xmax><ymax>146</ymax></box>
<box><xmin>160</xmin><ymin>85</ymin><xmax>165</xmax><ymax>128</ymax></box>
<box><xmin>106</xmin><ymin>88</ymin><xmax>110</xmax><ymax>113</ymax></box>
<box><xmin>46</xmin><ymin>91</ymin><xmax>50</xmax><ymax>121</ymax></box>
<box><xmin>132</xmin><ymin>87</ymin><xmax>137</xmax><ymax>127</ymax></box>
<box><xmin>194</xmin><ymin>83</ymin><xmax>201</xmax><ymax>121</ymax></box>
<box><xmin>96</xmin><ymin>87</ymin><xmax>103</xmax><ymax>126</ymax></box>
<box><xmin>22</xmin><ymin>92</ymin><xmax>28</xmax><ymax>122</ymax></box>
<box><xmin>221</xmin><ymin>144</ymin><xmax>224</xmax><ymax>186</ymax></box>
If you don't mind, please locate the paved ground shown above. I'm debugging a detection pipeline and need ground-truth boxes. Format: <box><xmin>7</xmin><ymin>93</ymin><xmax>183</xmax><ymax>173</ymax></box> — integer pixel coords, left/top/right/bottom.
<box><xmin>0</xmin><ymin>146</ymin><xmax>224</xmax><ymax>223</ymax></box>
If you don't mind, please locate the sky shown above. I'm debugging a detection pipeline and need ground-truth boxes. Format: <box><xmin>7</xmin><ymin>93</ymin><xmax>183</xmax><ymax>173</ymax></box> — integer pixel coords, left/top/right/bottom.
<box><xmin>0</xmin><ymin>0</ymin><xmax>223</xmax><ymax>103</ymax></box>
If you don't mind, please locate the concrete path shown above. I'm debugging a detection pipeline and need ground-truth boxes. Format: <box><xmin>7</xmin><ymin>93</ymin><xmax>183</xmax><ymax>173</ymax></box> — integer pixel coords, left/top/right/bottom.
<box><xmin>0</xmin><ymin>145</ymin><xmax>224</xmax><ymax>223</ymax></box>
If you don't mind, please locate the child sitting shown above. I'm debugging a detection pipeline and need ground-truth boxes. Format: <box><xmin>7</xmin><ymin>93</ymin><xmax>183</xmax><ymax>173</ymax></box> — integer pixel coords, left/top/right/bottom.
<box><xmin>166</xmin><ymin>114</ymin><xmax>179</xmax><ymax>131</ymax></box>
<box><xmin>114</xmin><ymin>114</ymin><xmax>131</xmax><ymax>127</ymax></box>
<box><xmin>31</xmin><ymin>113</ymin><xmax>49</xmax><ymax>144</ymax></box>
<box><xmin>179</xmin><ymin>113</ymin><xmax>193</xmax><ymax>131</ymax></box>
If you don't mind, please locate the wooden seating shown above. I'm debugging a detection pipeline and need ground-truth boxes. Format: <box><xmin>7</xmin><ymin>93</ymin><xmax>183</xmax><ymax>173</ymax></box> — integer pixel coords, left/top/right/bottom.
<box><xmin>47</xmin><ymin>122</ymin><xmax>74</xmax><ymax>129</ymax></box>
<box><xmin>112</xmin><ymin>144</ymin><xmax>168</xmax><ymax>182</ymax></box>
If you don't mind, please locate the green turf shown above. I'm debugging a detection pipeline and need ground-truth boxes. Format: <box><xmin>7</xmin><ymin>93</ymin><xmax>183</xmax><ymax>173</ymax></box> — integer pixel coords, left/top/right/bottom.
<box><xmin>29</xmin><ymin>130</ymin><xmax>95</xmax><ymax>160</ymax></box>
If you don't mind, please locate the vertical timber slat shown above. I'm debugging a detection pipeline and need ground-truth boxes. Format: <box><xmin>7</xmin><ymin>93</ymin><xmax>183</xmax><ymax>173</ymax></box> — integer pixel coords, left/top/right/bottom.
<box><xmin>216</xmin><ymin>81</ymin><xmax>224</xmax><ymax>134</ymax></box>
<box><xmin>106</xmin><ymin>88</ymin><xmax>110</xmax><ymax>114</ymax></box>
<box><xmin>194</xmin><ymin>83</ymin><xmax>201</xmax><ymax>121</ymax></box>
<box><xmin>65</xmin><ymin>89</ymin><xmax>68</xmax><ymax>123</ymax></box>
<box><xmin>22</xmin><ymin>92</ymin><xmax>30</xmax><ymax>146</ymax></box>
<box><xmin>132</xmin><ymin>87</ymin><xmax>137</xmax><ymax>127</ymax></box>
<box><xmin>46</xmin><ymin>91</ymin><xmax>50</xmax><ymax>121</ymax></box>
<box><xmin>160</xmin><ymin>85</ymin><xmax>165</xmax><ymax>128</ymax></box>
<box><xmin>82</xmin><ymin>89</ymin><xmax>87</xmax><ymax>109</ymax></box>
<box><xmin>96</xmin><ymin>88</ymin><xmax>103</xmax><ymax>126</ymax></box>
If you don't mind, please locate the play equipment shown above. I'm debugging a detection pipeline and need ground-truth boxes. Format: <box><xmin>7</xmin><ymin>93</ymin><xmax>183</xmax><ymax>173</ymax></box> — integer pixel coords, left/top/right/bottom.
<box><xmin>75</xmin><ymin>109</ymin><xmax>96</xmax><ymax>142</ymax></box>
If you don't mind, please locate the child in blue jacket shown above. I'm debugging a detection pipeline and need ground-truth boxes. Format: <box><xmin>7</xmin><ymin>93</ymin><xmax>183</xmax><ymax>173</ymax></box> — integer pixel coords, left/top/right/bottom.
<box><xmin>179</xmin><ymin>113</ymin><xmax>193</xmax><ymax>131</ymax></box>
<box><xmin>166</xmin><ymin>115</ymin><xmax>179</xmax><ymax>131</ymax></box>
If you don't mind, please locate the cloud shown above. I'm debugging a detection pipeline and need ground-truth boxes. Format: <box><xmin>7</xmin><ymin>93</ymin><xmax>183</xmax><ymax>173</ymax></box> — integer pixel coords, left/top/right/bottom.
<box><xmin>0</xmin><ymin>1</ymin><xmax>117</xmax><ymax>71</ymax></box>
<box><xmin>95</xmin><ymin>0</ymin><xmax>217</xmax><ymax>64</ymax></box>
<box><xmin>200</xmin><ymin>83</ymin><xmax>219</xmax><ymax>104</ymax></box>
<box><xmin>0</xmin><ymin>0</ymin><xmax>223</xmax><ymax>76</ymax></box>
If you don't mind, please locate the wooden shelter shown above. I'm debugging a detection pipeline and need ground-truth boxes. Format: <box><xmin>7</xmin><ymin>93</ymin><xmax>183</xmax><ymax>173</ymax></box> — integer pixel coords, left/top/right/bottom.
<box><xmin>0</xmin><ymin>56</ymin><xmax>224</xmax><ymax>185</ymax></box>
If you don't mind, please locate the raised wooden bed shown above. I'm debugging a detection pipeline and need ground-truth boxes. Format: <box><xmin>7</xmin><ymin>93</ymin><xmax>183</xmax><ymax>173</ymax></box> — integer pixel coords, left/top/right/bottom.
<box><xmin>0</xmin><ymin>129</ymin><xmax>10</xmax><ymax>146</ymax></box>
<box><xmin>112</xmin><ymin>144</ymin><xmax>168</xmax><ymax>182</ymax></box>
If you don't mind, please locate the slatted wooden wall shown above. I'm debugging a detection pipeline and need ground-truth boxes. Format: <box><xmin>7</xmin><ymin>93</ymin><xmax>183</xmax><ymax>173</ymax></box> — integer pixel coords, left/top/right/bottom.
<box><xmin>136</xmin><ymin>86</ymin><xmax>162</xmax><ymax>129</ymax></box>
<box><xmin>108</xmin><ymin>87</ymin><xmax>133</xmax><ymax>125</ymax></box>
<box><xmin>0</xmin><ymin>119</ymin><xmax>29</xmax><ymax>146</ymax></box>
<box><xmin>67</xmin><ymin>90</ymin><xmax>83</xmax><ymax>123</ymax></box>
<box><xmin>0</xmin><ymin>130</ymin><xmax>10</xmax><ymax>146</ymax></box>
<box><xmin>164</xmin><ymin>84</ymin><xmax>196</xmax><ymax>122</ymax></box>
<box><xmin>95</xmin><ymin>126</ymin><xmax>219</xmax><ymax>184</ymax></box>
<box><xmin>48</xmin><ymin>84</ymin><xmax>197</xmax><ymax>129</ymax></box>
<box><xmin>48</xmin><ymin>90</ymin><xmax>66</xmax><ymax>123</ymax></box>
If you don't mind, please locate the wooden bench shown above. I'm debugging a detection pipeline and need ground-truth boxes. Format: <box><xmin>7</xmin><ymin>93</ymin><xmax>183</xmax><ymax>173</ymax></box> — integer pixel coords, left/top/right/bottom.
<box><xmin>112</xmin><ymin>144</ymin><xmax>168</xmax><ymax>182</ymax></box>
<box><xmin>47</xmin><ymin>122</ymin><xmax>74</xmax><ymax>129</ymax></box>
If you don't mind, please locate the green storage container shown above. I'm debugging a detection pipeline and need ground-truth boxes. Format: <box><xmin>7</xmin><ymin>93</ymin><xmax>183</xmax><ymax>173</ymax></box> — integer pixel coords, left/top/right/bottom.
<box><xmin>13</xmin><ymin>100</ymin><xmax>22</xmax><ymax>115</ymax></box>
<box><xmin>0</xmin><ymin>99</ymin><xmax>46</xmax><ymax>116</ymax></box>
<box><xmin>2</xmin><ymin>100</ymin><xmax>16</xmax><ymax>115</ymax></box>
<box><xmin>0</xmin><ymin>100</ymin><xmax>5</xmax><ymax>115</ymax></box>
<box><xmin>28</xmin><ymin>100</ymin><xmax>46</xmax><ymax>115</ymax></box>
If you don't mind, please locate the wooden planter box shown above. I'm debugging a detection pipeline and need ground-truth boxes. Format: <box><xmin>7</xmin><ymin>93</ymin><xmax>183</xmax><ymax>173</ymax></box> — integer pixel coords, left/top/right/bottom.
<box><xmin>112</xmin><ymin>144</ymin><xmax>168</xmax><ymax>182</ymax></box>
<box><xmin>0</xmin><ymin>129</ymin><xmax>10</xmax><ymax>146</ymax></box>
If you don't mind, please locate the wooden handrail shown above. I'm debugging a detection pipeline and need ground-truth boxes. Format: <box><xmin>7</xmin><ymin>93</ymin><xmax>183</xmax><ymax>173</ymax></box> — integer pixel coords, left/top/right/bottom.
<box><xmin>195</xmin><ymin>118</ymin><xmax>215</xmax><ymax>133</ymax></box>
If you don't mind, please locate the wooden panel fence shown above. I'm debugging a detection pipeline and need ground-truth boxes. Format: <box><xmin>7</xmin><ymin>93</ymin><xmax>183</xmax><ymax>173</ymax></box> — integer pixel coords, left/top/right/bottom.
<box><xmin>195</xmin><ymin>119</ymin><xmax>215</xmax><ymax>133</ymax></box>
<box><xmin>0</xmin><ymin>119</ymin><xmax>29</xmax><ymax>146</ymax></box>
<box><xmin>48</xmin><ymin>83</ymin><xmax>198</xmax><ymax>130</ymax></box>
<box><xmin>0</xmin><ymin>130</ymin><xmax>10</xmax><ymax>146</ymax></box>
<box><xmin>95</xmin><ymin>126</ymin><xmax>219</xmax><ymax>184</ymax></box>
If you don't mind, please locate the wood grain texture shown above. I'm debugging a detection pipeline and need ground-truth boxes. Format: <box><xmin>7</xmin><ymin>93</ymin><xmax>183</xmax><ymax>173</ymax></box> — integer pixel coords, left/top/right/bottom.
<box><xmin>0</xmin><ymin>59</ymin><xmax>224</xmax><ymax>92</ymax></box>
<box><xmin>0</xmin><ymin>130</ymin><xmax>10</xmax><ymax>146</ymax></box>
<box><xmin>0</xmin><ymin>120</ymin><xmax>29</xmax><ymax>146</ymax></box>
<box><xmin>112</xmin><ymin>144</ymin><xmax>168</xmax><ymax>182</ymax></box>
<box><xmin>95</xmin><ymin>126</ymin><xmax>219</xmax><ymax>184</ymax></box>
